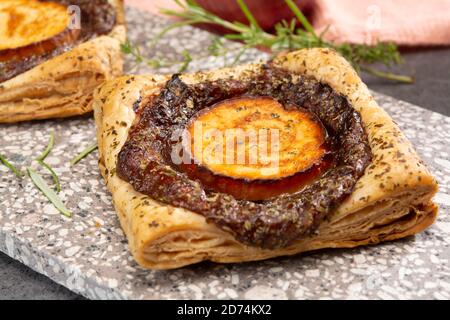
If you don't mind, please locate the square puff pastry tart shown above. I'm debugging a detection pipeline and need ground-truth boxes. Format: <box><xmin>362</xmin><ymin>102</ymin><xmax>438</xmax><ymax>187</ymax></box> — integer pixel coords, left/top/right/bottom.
<box><xmin>0</xmin><ymin>0</ymin><xmax>126</xmax><ymax>123</ymax></box>
<box><xmin>93</xmin><ymin>48</ymin><xmax>438</xmax><ymax>270</ymax></box>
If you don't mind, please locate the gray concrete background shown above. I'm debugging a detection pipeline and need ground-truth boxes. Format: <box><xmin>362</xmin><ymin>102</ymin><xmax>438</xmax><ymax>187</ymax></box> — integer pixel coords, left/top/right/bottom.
<box><xmin>0</xmin><ymin>48</ymin><xmax>449</xmax><ymax>300</ymax></box>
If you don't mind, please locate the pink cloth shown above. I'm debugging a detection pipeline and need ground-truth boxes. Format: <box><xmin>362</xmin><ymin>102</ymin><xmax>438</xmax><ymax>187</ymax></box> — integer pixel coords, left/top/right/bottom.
<box><xmin>126</xmin><ymin>0</ymin><xmax>450</xmax><ymax>46</ymax></box>
<box><xmin>125</xmin><ymin>0</ymin><xmax>178</xmax><ymax>13</ymax></box>
<box><xmin>313</xmin><ymin>0</ymin><xmax>450</xmax><ymax>45</ymax></box>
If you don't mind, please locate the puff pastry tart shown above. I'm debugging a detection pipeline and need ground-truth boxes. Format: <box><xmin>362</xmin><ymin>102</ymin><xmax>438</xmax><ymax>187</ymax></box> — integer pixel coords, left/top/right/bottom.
<box><xmin>0</xmin><ymin>0</ymin><xmax>125</xmax><ymax>123</ymax></box>
<box><xmin>93</xmin><ymin>49</ymin><xmax>438</xmax><ymax>270</ymax></box>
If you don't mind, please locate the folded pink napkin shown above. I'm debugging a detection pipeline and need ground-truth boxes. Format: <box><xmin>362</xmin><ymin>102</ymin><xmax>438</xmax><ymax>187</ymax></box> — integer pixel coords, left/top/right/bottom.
<box><xmin>313</xmin><ymin>0</ymin><xmax>450</xmax><ymax>45</ymax></box>
<box><xmin>126</xmin><ymin>0</ymin><xmax>450</xmax><ymax>46</ymax></box>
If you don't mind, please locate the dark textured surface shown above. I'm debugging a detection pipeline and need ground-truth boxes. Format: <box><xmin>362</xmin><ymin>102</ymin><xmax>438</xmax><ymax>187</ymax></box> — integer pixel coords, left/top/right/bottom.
<box><xmin>362</xmin><ymin>47</ymin><xmax>450</xmax><ymax>117</ymax></box>
<box><xmin>0</xmin><ymin>251</ymin><xmax>83</xmax><ymax>300</ymax></box>
<box><xmin>0</xmin><ymin>47</ymin><xmax>448</xmax><ymax>300</ymax></box>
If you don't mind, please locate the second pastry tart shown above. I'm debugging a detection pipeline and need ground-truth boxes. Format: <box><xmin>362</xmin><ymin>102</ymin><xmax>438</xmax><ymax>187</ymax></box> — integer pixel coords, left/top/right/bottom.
<box><xmin>0</xmin><ymin>0</ymin><xmax>126</xmax><ymax>123</ymax></box>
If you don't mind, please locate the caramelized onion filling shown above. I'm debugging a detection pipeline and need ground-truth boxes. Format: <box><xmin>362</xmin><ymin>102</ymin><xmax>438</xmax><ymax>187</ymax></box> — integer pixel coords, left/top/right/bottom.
<box><xmin>117</xmin><ymin>66</ymin><xmax>372</xmax><ymax>248</ymax></box>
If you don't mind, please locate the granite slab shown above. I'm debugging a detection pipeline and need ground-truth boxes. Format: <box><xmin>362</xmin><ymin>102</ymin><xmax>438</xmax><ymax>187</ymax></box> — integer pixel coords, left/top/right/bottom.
<box><xmin>0</xmin><ymin>7</ymin><xmax>449</xmax><ymax>300</ymax></box>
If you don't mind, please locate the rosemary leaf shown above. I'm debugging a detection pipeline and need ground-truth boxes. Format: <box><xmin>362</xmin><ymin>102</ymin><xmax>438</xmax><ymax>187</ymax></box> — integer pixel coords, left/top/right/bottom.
<box><xmin>231</xmin><ymin>44</ymin><xmax>252</xmax><ymax>66</ymax></box>
<box><xmin>360</xmin><ymin>66</ymin><xmax>414</xmax><ymax>83</ymax></box>
<box><xmin>27</xmin><ymin>168</ymin><xmax>71</xmax><ymax>218</ymax></box>
<box><xmin>284</xmin><ymin>0</ymin><xmax>319</xmax><ymax>40</ymax></box>
<box><xmin>36</xmin><ymin>130</ymin><xmax>55</xmax><ymax>162</ymax></box>
<box><xmin>38</xmin><ymin>160</ymin><xmax>61</xmax><ymax>193</ymax></box>
<box><xmin>208</xmin><ymin>37</ymin><xmax>227</xmax><ymax>56</ymax></box>
<box><xmin>178</xmin><ymin>49</ymin><xmax>193</xmax><ymax>72</ymax></box>
<box><xmin>70</xmin><ymin>143</ymin><xmax>98</xmax><ymax>166</ymax></box>
<box><xmin>0</xmin><ymin>154</ymin><xmax>22</xmax><ymax>177</ymax></box>
<box><xmin>120</xmin><ymin>41</ymin><xmax>133</xmax><ymax>54</ymax></box>
<box><xmin>173</xmin><ymin>0</ymin><xmax>186</xmax><ymax>8</ymax></box>
<box><xmin>236</xmin><ymin>0</ymin><xmax>261</xmax><ymax>30</ymax></box>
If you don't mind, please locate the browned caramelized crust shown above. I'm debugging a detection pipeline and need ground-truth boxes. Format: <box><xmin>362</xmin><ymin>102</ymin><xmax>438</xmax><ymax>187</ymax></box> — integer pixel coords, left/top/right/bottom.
<box><xmin>0</xmin><ymin>0</ymin><xmax>116</xmax><ymax>83</ymax></box>
<box><xmin>117</xmin><ymin>66</ymin><xmax>373</xmax><ymax>249</ymax></box>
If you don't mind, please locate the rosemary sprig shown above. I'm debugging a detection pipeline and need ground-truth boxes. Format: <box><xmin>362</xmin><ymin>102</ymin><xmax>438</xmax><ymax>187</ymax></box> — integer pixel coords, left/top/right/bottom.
<box><xmin>284</xmin><ymin>0</ymin><xmax>318</xmax><ymax>39</ymax></box>
<box><xmin>27</xmin><ymin>168</ymin><xmax>71</xmax><ymax>218</ymax></box>
<box><xmin>121</xmin><ymin>40</ymin><xmax>195</xmax><ymax>73</ymax></box>
<box><xmin>38</xmin><ymin>160</ymin><xmax>61</xmax><ymax>193</ymax></box>
<box><xmin>36</xmin><ymin>130</ymin><xmax>55</xmax><ymax>162</ymax></box>
<box><xmin>35</xmin><ymin>130</ymin><xmax>61</xmax><ymax>192</ymax></box>
<box><xmin>178</xmin><ymin>49</ymin><xmax>193</xmax><ymax>73</ymax></box>
<box><xmin>0</xmin><ymin>154</ymin><xmax>22</xmax><ymax>177</ymax></box>
<box><xmin>360</xmin><ymin>66</ymin><xmax>415</xmax><ymax>83</ymax></box>
<box><xmin>2</xmin><ymin>132</ymin><xmax>69</xmax><ymax>217</ymax></box>
<box><xmin>125</xmin><ymin>0</ymin><xmax>412</xmax><ymax>83</ymax></box>
<box><xmin>236</xmin><ymin>0</ymin><xmax>261</xmax><ymax>30</ymax></box>
<box><xmin>70</xmin><ymin>142</ymin><xmax>98</xmax><ymax>167</ymax></box>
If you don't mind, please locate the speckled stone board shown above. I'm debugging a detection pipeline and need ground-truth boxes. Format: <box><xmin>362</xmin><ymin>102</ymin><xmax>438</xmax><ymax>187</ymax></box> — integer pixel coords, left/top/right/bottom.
<box><xmin>1</xmin><ymin>7</ymin><xmax>449</xmax><ymax>300</ymax></box>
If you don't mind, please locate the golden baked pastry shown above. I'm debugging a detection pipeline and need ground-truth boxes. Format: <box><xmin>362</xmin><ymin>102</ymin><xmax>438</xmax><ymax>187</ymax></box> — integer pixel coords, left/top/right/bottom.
<box><xmin>0</xmin><ymin>0</ymin><xmax>126</xmax><ymax>123</ymax></box>
<box><xmin>93</xmin><ymin>48</ymin><xmax>438</xmax><ymax>270</ymax></box>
